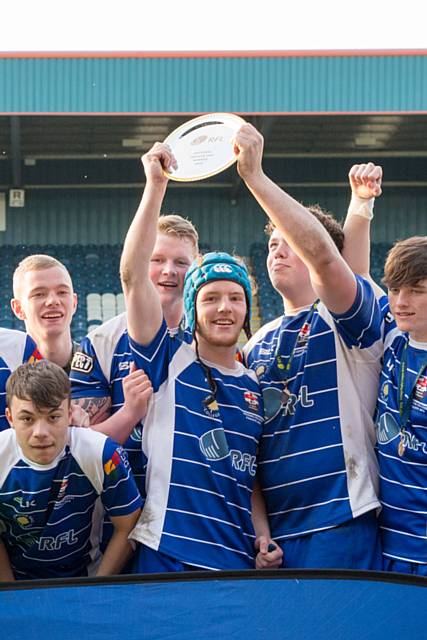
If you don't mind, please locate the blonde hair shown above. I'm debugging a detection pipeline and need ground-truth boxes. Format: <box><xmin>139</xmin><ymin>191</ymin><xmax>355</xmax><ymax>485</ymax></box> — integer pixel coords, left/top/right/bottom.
<box><xmin>157</xmin><ymin>214</ymin><xmax>199</xmax><ymax>258</ymax></box>
<box><xmin>13</xmin><ymin>254</ymin><xmax>72</xmax><ymax>297</ymax></box>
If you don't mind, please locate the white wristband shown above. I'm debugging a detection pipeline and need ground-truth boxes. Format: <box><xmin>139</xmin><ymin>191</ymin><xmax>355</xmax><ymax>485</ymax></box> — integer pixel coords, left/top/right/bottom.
<box><xmin>347</xmin><ymin>195</ymin><xmax>375</xmax><ymax>221</ymax></box>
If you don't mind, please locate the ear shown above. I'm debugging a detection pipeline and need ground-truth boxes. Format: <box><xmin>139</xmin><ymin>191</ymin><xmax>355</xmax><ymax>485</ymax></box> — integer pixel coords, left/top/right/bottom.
<box><xmin>5</xmin><ymin>407</ymin><xmax>14</xmax><ymax>428</ymax></box>
<box><xmin>72</xmin><ymin>292</ymin><xmax>78</xmax><ymax>316</ymax></box>
<box><xmin>11</xmin><ymin>298</ymin><xmax>26</xmax><ymax>321</ymax></box>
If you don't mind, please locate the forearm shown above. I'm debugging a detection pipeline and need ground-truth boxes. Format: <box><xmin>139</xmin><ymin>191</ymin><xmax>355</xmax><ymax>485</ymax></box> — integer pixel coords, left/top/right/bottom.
<box><xmin>244</xmin><ymin>171</ymin><xmax>342</xmax><ymax>274</ymax></box>
<box><xmin>0</xmin><ymin>540</ymin><xmax>15</xmax><ymax>582</ymax></box>
<box><xmin>251</xmin><ymin>477</ymin><xmax>272</xmax><ymax>540</ymax></box>
<box><xmin>96</xmin><ymin>530</ymin><xmax>135</xmax><ymax>576</ymax></box>
<box><xmin>120</xmin><ymin>183</ymin><xmax>165</xmax><ymax>344</ymax></box>
<box><xmin>120</xmin><ymin>182</ymin><xmax>167</xmax><ymax>288</ymax></box>
<box><xmin>343</xmin><ymin>195</ymin><xmax>374</xmax><ymax>277</ymax></box>
<box><xmin>89</xmin><ymin>407</ymin><xmax>139</xmax><ymax>445</ymax></box>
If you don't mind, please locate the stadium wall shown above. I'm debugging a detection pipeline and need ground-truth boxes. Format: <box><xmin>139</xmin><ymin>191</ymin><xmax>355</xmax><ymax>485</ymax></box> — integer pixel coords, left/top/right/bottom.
<box><xmin>0</xmin><ymin>187</ymin><xmax>425</xmax><ymax>252</ymax></box>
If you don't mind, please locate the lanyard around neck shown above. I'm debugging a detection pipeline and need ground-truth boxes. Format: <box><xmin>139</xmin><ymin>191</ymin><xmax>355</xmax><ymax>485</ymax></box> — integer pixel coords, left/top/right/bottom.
<box><xmin>275</xmin><ymin>303</ymin><xmax>317</xmax><ymax>382</ymax></box>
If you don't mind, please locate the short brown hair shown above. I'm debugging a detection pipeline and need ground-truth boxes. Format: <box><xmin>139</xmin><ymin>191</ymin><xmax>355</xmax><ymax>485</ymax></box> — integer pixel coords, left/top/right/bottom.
<box><xmin>382</xmin><ymin>236</ymin><xmax>427</xmax><ymax>289</ymax></box>
<box><xmin>265</xmin><ymin>204</ymin><xmax>344</xmax><ymax>253</ymax></box>
<box><xmin>158</xmin><ymin>214</ymin><xmax>199</xmax><ymax>257</ymax></box>
<box><xmin>6</xmin><ymin>361</ymin><xmax>70</xmax><ymax>411</ymax></box>
<box><xmin>13</xmin><ymin>254</ymin><xmax>72</xmax><ymax>297</ymax></box>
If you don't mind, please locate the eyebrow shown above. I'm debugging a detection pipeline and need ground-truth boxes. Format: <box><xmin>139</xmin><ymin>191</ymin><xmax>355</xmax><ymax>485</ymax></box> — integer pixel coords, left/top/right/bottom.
<box><xmin>29</xmin><ymin>284</ymin><xmax>72</xmax><ymax>293</ymax></box>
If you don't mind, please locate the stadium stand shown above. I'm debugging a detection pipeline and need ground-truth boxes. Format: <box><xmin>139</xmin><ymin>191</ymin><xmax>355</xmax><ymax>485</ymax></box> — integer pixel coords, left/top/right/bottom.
<box><xmin>2</xmin><ymin>242</ymin><xmax>390</xmax><ymax>340</ymax></box>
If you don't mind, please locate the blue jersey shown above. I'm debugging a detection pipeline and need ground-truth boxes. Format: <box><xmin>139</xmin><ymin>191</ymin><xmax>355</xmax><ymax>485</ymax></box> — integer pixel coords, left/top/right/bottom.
<box><xmin>70</xmin><ymin>313</ymin><xmax>191</xmax><ymax>495</ymax></box>
<box><xmin>377</xmin><ymin>333</ymin><xmax>427</xmax><ymax>563</ymax></box>
<box><xmin>0</xmin><ymin>427</ymin><xmax>142</xmax><ymax>579</ymax></box>
<box><xmin>129</xmin><ymin>321</ymin><xmax>264</xmax><ymax>570</ymax></box>
<box><xmin>244</xmin><ymin>276</ymin><xmax>384</xmax><ymax>541</ymax></box>
<box><xmin>0</xmin><ymin>329</ymin><xmax>41</xmax><ymax>432</ymax></box>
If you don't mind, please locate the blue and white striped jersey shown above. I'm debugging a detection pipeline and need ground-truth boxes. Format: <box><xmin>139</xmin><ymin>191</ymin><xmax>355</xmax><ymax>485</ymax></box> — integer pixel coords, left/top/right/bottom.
<box><xmin>244</xmin><ymin>276</ymin><xmax>385</xmax><ymax>541</ymax></box>
<box><xmin>129</xmin><ymin>320</ymin><xmax>264</xmax><ymax>570</ymax></box>
<box><xmin>0</xmin><ymin>427</ymin><xmax>142</xmax><ymax>579</ymax></box>
<box><xmin>377</xmin><ymin>333</ymin><xmax>427</xmax><ymax>563</ymax></box>
<box><xmin>0</xmin><ymin>329</ymin><xmax>41</xmax><ymax>432</ymax></box>
<box><xmin>70</xmin><ymin>313</ymin><xmax>192</xmax><ymax>495</ymax></box>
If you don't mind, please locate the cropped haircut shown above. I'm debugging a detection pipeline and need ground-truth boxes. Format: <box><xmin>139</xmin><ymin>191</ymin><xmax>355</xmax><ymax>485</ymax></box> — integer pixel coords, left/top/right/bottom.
<box><xmin>13</xmin><ymin>254</ymin><xmax>72</xmax><ymax>297</ymax></box>
<box><xmin>382</xmin><ymin>236</ymin><xmax>427</xmax><ymax>289</ymax></box>
<box><xmin>265</xmin><ymin>204</ymin><xmax>344</xmax><ymax>253</ymax></box>
<box><xmin>6</xmin><ymin>361</ymin><xmax>71</xmax><ymax>411</ymax></box>
<box><xmin>157</xmin><ymin>214</ymin><xmax>199</xmax><ymax>257</ymax></box>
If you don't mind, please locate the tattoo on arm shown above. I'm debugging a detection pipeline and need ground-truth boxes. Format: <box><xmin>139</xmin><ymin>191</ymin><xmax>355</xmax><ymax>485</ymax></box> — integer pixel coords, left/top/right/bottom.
<box><xmin>72</xmin><ymin>397</ymin><xmax>112</xmax><ymax>425</ymax></box>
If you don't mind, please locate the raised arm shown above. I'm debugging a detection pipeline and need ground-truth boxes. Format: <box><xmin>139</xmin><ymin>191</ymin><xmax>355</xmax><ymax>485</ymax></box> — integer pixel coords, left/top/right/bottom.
<box><xmin>343</xmin><ymin>162</ymin><xmax>382</xmax><ymax>280</ymax></box>
<box><xmin>120</xmin><ymin>144</ymin><xmax>177</xmax><ymax>345</ymax></box>
<box><xmin>235</xmin><ymin>123</ymin><xmax>357</xmax><ymax>314</ymax></box>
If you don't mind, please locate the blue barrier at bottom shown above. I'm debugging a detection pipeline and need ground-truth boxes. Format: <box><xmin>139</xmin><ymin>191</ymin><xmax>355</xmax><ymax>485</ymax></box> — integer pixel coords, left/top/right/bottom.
<box><xmin>1</xmin><ymin>569</ymin><xmax>426</xmax><ymax>640</ymax></box>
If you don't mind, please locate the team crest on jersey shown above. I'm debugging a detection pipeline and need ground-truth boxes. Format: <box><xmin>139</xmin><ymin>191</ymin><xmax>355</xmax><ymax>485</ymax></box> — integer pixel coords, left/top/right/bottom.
<box><xmin>297</xmin><ymin>322</ymin><xmax>311</xmax><ymax>347</ymax></box>
<box><xmin>380</xmin><ymin>381</ymin><xmax>390</xmax><ymax>400</ymax></box>
<box><xmin>255</xmin><ymin>365</ymin><xmax>266</xmax><ymax>379</ymax></box>
<box><xmin>244</xmin><ymin>391</ymin><xmax>260</xmax><ymax>412</ymax></box>
<box><xmin>15</xmin><ymin>515</ymin><xmax>33</xmax><ymax>528</ymax></box>
<box><xmin>57</xmin><ymin>479</ymin><xmax>68</xmax><ymax>501</ymax></box>
<box><xmin>199</xmin><ymin>428</ymin><xmax>230</xmax><ymax>461</ymax></box>
<box><xmin>415</xmin><ymin>375</ymin><xmax>427</xmax><ymax>401</ymax></box>
<box><xmin>71</xmin><ymin>351</ymin><xmax>94</xmax><ymax>374</ymax></box>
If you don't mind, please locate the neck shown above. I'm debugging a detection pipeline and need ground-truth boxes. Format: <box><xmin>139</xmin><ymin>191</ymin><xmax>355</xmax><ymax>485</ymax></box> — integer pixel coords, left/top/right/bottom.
<box><xmin>409</xmin><ymin>332</ymin><xmax>427</xmax><ymax>346</ymax></box>
<box><xmin>163</xmin><ymin>300</ymin><xmax>184</xmax><ymax>330</ymax></box>
<box><xmin>281</xmin><ymin>292</ymin><xmax>317</xmax><ymax>316</ymax></box>
<box><xmin>275</xmin><ymin>281</ymin><xmax>317</xmax><ymax>316</ymax></box>
<box><xmin>193</xmin><ymin>338</ymin><xmax>238</xmax><ymax>370</ymax></box>
<box><xmin>32</xmin><ymin>332</ymin><xmax>73</xmax><ymax>368</ymax></box>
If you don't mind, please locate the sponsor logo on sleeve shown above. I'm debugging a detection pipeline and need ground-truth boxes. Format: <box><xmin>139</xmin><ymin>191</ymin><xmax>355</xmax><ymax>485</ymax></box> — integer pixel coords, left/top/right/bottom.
<box><xmin>104</xmin><ymin>450</ymin><xmax>121</xmax><ymax>475</ymax></box>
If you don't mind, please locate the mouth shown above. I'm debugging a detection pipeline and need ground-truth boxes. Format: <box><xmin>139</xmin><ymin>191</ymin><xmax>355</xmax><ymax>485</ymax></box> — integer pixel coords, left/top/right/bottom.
<box><xmin>31</xmin><ymin>444</ymin><xmax>54</xmax><ymax>451</ymax></box>
<box><xmin>42</xmin><ymin>312</ymin><xmax>63</xmax><ymax>320</ymax></box>
<box><xmin>213</xmin><ymin>319</ymin><xmax>234</xmax><ymax>326</ymax></box>
<box><xmin>158</xmin><ymin>282</ymin><xmax>177</xmax><ymax>289</ymax></box>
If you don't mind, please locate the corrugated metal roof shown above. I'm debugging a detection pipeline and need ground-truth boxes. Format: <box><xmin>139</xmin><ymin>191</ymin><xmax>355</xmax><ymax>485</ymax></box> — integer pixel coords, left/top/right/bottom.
<box><xmin>0</xmin><ymin>52</ymin><xmax>426</xmax><ymax>114</ymax></box>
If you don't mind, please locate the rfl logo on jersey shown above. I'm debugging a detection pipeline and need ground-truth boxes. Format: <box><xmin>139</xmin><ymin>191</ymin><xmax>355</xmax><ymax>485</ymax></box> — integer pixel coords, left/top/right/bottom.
<box><xmin>415</xmin><ymin>375</ymin><xmax>427</xmax><ymax>401</ymax></box>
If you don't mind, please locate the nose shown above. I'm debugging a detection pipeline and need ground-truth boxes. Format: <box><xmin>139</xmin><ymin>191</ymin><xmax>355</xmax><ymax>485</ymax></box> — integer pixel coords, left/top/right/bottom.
<box><xmin>45</xmin><ymin>291</ymin><xmax>60</xmax><ymax>306</ymax></box>
<box><xmin>218</xmin><ymin>296</ymin><xmax>232</xmax><ymax>313</ymax></box>
<box><xmin>32</xmin><ymin>420</ymin><xmax>49</xmax><ymax>439</ymax></box>
<box><xmin>395</xmin><ymin>290</ymin><xmax>409</xmax><ymax>307</ymax></box>
<box><xmin>272</xmin><ymin>240</ymin><xmax>289</xmax><ymax>259</ymax></box>
<box><xmin>162</xmin><ymin>261</ymin><xmax>177</xmax><ymax>276</ymax></box>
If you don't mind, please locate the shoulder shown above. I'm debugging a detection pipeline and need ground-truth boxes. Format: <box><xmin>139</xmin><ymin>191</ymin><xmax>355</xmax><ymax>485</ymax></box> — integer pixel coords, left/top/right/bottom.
<box><xmin>73</xmin><ymin>313</ymin><xmax>129</xmax><ymax>379</ymax></box>
<box><xmin>69</xmin><ymin>427</ymin><xmax>111</xmax><ymax>494</ymax></box>
<box><xmin>244</xmin><ymin>316</ymin><xmax>283</xmax><ymax>358</ymax></box>
<box><xmin>0</xmin><ymin>430</ymin><xmax>21</xmax><ymax>486</ymax></box>
<box><xmin>0</xmin><ymin>328</ymin><xmax>33</xmax><ymax>370</ymax></box>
